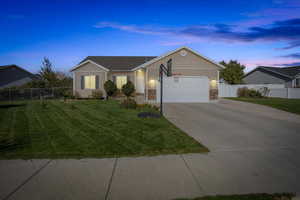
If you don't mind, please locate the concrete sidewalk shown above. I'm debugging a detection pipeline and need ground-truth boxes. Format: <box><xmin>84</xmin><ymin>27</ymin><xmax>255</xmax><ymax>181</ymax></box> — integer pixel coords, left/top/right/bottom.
<box><xmin>1</xmin><ymin>150</ymin><xmax>299</xmax><ymax>200</ymax></box>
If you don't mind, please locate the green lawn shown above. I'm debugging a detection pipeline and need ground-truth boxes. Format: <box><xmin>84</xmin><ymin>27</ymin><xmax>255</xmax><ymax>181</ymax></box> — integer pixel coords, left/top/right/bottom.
<box><xmin>227</xmin><ymin>97</ymin><xmax>300</xmax><ymax>115</ymax></box>
<box><xmin>0</xmin><ymin>100</ymin><xmax>208</xmax><ymax>159</ymax></box>
<box><xmin>175</xmin><ymin>193</ymin><xmax>295</xmax><ymax>200</ymax></box>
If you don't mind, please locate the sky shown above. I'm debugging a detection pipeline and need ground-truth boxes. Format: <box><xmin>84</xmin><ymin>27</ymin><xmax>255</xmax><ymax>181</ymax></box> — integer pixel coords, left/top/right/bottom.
<box><xmin>1</xmin><ymin>0</ymin><xmax>300</xmax><ymax>73</ymax></box>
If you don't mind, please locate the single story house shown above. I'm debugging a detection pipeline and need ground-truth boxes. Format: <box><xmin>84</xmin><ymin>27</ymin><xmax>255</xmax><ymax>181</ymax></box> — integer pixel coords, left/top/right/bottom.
<box><xmin>70</xmin><ymin>46</ymin><xmax>224</xmax><ymax>103</ymax></box>
<box><xmin>243</xmin><ymin>66</ymin><xmax>300</xmax><ymax>88</ymax></box>
<box><xmin>0</xmin><ymin>65</ymin><xmax>35</xmax><ymax>89</ymax></box>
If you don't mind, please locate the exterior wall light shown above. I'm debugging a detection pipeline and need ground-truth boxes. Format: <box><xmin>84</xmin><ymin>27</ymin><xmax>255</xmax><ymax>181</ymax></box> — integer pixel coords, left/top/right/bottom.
<box><xmin>149</xmin><ymin>79</ymin><xmax>156</xmax><ymax>89</ymax></box>
<box><xmin>210</xmin><ymin>79</ymin><xmax>217</xmax><ymax>88</ymax></box>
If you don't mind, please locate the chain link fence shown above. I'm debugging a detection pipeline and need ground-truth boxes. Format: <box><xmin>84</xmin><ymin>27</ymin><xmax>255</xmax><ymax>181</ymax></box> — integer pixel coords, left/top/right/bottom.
<box><xmin>0</xmin><ymin>87</ymin><xmax>72</xmax><ymax>101</ymax></box>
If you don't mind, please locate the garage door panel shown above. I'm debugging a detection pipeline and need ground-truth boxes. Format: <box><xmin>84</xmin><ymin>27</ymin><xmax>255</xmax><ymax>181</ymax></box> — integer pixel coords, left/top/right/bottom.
<box><xmin>157</xmin><ymin>76</ymin><xmax>209</xmax><ymax>103</ymax></box>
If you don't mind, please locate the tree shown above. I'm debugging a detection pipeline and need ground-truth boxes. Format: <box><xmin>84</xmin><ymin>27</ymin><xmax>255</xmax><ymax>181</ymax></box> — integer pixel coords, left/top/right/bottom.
<box><xmin>122</xmin><ymin>81</ymin><xmax>135</xmax><ymax>98</ymax></box>
<box><xmin>219</xmin><ymin>60</ymin><xmax>245</xmax><ymax>84</ymax></box>
<box><xmin>104</xmin><ymin>80</ymin><xmax>117</xmax><ymax>99</ymax></box>
<box><xmin>39</xmin><ymin>57</ymin><xmax>59</xmax><ymax>87</ymax></box>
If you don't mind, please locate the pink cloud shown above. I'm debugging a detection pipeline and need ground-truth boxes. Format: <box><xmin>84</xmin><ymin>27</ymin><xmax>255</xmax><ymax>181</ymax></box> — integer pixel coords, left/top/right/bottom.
<box><xmin>241</xmin><ymin>58</ymin><xmax>300</xmax><ymax>71</ymax></box>
<box><xmin>94</xmin><ymin>22</ymin><xmax>171</xmax><ymax>35</ymax></box>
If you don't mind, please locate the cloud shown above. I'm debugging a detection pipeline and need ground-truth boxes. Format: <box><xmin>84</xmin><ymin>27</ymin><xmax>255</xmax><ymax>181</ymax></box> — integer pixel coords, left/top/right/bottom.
<box><xmin>280</xmin><ymin>53</ymin><xmax>300</xmax><ymax>58</ymax></box>
<box><xmin>240</xmin><ymin>58</ymin><xmax>300</xmax><ymax>69</ymax></box>
<box><xmin>180</xmin><ymin>18</ymin><xmax>300</xmax><ymax>44</ymax></box>
<box><xmin>278</xmin><ymin>41</ymin><xmax>300</xmax><ymax>50</ymax></box>
<box><xmin>280</xmin><ymin>62</ymin><xmax>300</xmax><ymax>66</ymax></box>
<box><xmin>94</xmin><ymin>22</ymin><xmax>171</xmax><ymax>35</ymax></box>
<box><xmin>95</xmin><ymin>18</ymin><xmax>300</xmax><ymax>49</ymax></box>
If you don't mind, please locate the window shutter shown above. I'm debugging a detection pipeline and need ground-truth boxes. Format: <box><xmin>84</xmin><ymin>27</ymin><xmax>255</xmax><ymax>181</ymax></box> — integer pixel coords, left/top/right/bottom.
<box><xmin>81</xmin><ymin>76</ymin><xmax>84</xmax><ymax>89</ymax></box>
<box><xmin>96</xmin><ymin>75</ymin><xmax>99</xmax><ymax>89</ymax></box>
<box><xmin>112</xmin><ymin>76</ymin><xmax>116</xmax><ymax>83</ymax></box>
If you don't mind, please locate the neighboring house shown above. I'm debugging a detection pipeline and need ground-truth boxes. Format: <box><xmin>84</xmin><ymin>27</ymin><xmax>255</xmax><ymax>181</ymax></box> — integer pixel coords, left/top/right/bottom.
<box><xmin>0</xmin><ymin>65</ymin><xmax>35</xmax><ymax>89</ymax></box>
<box><xmin>243</xmin><ymin>66</ymin><xmax>300</xmax><ymax>88</ymax></box>
<box><xmin>70</xmin><ymin>46</ymin><xmax>224</xmax><ymax>103</ymax></box>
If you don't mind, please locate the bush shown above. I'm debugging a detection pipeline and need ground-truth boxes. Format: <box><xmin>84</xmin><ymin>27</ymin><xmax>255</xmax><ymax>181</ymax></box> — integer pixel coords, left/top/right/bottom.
<box><xmin>122</xmin><ymin>81</ymin><xmax>135</xmax><ymax>98</ymax></box>
<box><xmin>137</xmin><ymin>104</ymin><xmax>159</xmax><ymax>111</ymax></box>
<box><xmin>120</xmin><ymin>99</ymin><xmax>137</xmax><ymax>109</ymax></box>
<box><xmin>237</xmin><ymin>87</ymin><xmax>248</xmax><ymax>97</ymax></box>
<box><xmin>62</xmin><ymin>89</ymin><xmax>72</xmax><ymax>100</ymax></box>
<box><xmin>104</xmin><ymin>80</ymin><xmax>117</xmax><ymax>99</ymax></box>
<box><xmin>237</xmin><ymin>87</ymin><xmax>262</xmax><ymax>98</ymax></box>
<box><xmin>91</xmin><ymin>89</ymin><xmax>103</xmax><ymax>99</ymax></box>
<box><xmin>248</xmin><ymin>89</ymin><xmax>262</xmax><ymax>98</ymax></box>
<box><xmin>259</xmin><ymin>87</ymin><xmax>270</xmax><ymax>97</ymax></box>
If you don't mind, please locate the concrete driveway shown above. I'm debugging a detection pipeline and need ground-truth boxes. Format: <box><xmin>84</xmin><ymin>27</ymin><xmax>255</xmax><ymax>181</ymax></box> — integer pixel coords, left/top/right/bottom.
<box><xmin>164</xmin><ymin>99</ymin><xmax>300</xmax><ymax>194</ymax></box>
<box><xmin>1</xmin><ymin>99</ymin><xmax>300</xmax><ymax>200</ymax></box>
<box><xmin>164</xmin><ymin>99</ymin><xmax>300</xmax><ymax>152</ymax></box>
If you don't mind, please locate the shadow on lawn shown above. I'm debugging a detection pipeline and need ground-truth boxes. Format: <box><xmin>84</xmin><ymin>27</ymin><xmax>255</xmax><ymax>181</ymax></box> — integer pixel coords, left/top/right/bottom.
<box><xmin>0</xmin><ymin>104</ymin><xmax>26</xmax><ymax>109</ymax></box>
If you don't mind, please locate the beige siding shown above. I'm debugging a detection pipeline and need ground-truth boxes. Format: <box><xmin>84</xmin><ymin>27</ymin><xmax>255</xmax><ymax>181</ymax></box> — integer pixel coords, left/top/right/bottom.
<box><xmin>73</xmin><ymin>62</ymin><xmax>107</xmax><ymax>98</ymax></box>
<box><xmin>144</xmin><ymin>48</ymin><xmax>220</xmax><ymax>100</ymax></box>
<box><xmin>73</xmin><ymin>62</ymin><xmax>136</xmax><ymax>98</ymax></box>
<box><xmin>147</xmin><ymin>49</ymin><xmax>219</xmax><ymax>80</ymax></box>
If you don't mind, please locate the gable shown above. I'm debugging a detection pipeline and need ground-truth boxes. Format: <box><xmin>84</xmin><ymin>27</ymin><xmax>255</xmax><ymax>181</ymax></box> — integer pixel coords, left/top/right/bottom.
<box><xmin>0</xmin><ymin>65</ymin><xmax>34</xmax><ymax>87</ymax></box>
<box><xmin>134</xmin><ymin>47</ymin><xmax>224</xmax><ymax>71</ymax></box>
<box><xmin>146</xmin><ymin>48</ymin><xmax>220</xmax><ymax>80</ymax></box>
<box><xmin>244</xmin><ymin>67</ymin><xmax>292</xmax><ymax>81</ymax></box>
<box><xmin>70</xmin><ymin>60</ymin><xmax>109</xmax><ymax>72</ymax></box>
<box><xmin>243</xmin><ymin>70</ymin><xmax>286</xmax><ymax>84</ymax></box>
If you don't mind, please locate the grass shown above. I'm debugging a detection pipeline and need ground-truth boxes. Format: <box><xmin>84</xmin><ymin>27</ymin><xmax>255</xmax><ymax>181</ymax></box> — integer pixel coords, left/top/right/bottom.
<box><xmin>227</xmin><ymin>97</ymin><xmax>300</xmax><ymax>115</ymax></box>
<box><xmin>175</xmin><ymin>193</ymin><xmax>295</xmax><ymax>200</ymax></box>
<box><xmin>0</xmin><ymin>100</ymin><xmax>208</xmax><ymax>159</ymax></box>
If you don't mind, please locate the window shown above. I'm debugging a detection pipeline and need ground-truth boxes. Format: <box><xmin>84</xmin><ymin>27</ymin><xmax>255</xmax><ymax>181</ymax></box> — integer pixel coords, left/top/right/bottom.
<box><xmin>84</xmin><ymin>75</ymin><xmax>96</xmax><ymax>89</ymax></box>
<box><xmin>296</xmin><ymin>78</ymin><xmax>300</xmax><ymax>88</ymax></box>
<box><xmin>116</xmin><ymin>76</ymin><xmax>127</xmax><ymax>89</ymax></box>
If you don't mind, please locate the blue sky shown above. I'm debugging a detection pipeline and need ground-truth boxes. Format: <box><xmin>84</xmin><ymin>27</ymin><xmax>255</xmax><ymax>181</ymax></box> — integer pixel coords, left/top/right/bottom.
<box><xmin>1</xmin><ymin>0</ymin><xmax>300</xmax><ymax>73</ymax></box>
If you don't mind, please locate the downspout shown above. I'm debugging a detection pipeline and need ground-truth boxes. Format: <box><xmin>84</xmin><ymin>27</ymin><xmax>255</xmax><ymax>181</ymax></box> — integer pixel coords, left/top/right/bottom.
<box><xmin>72</xmin><ymin>72</ymin><xmax>75</xmax><ymax>95</ymax></box>
<box><xmin>145</xmin><ymin>68</ymin><xmax>148</xmax><ymax>102</ymax></box>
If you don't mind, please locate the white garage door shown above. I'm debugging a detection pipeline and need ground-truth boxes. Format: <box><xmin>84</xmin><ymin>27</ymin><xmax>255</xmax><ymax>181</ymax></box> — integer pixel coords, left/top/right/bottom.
<box><xmin>156</xmin><ymin>76</ymin><xmax>209</xmax><ymax>102</ymax></box>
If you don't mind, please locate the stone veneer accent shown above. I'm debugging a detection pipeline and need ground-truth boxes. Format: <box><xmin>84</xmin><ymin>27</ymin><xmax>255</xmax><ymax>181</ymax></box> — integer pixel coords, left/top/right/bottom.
<box><xmin>148</xmin><ymin>89</ymin><xmax>156</xmax><ymax>100</ymax></box>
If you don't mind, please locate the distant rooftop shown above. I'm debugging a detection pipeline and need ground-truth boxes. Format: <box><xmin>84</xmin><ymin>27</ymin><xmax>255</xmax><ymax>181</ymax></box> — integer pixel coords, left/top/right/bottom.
<box><xmin>257</xmin><ymin>66</ymin><xmax>300</xmax><ymax>78</ymax></box>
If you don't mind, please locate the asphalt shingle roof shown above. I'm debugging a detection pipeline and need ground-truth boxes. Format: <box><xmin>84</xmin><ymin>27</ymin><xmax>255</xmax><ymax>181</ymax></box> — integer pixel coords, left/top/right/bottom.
<box><xmin>259</xmin><ymin>66</ymin><xmax>300</xmax><ymax>79</ymax></box>
<box><xmin>0</xmin><ymin>65</ymin><xmax>34</xmax><ymax>87</ymax></box>
<box><xmin>81</xmin><ymin>56</ymin><xmax>157</xmax><ymax>71</ymax></box>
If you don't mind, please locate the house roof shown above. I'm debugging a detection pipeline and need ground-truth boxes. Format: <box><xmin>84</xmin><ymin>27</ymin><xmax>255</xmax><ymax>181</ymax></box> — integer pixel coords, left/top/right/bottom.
<box><xmin>71</xmin><ymin>46</ymin><xmax>224</xmax><ymax>72</ymax></box>
<box><xmin>71</xmin><ymin>56</ymin><xmax>156</xmax><ymax>71</ymax></box>
<box><xmin>244</xmin><ymin>66</ymin><xmax>300</xmax><ymax>80</ymax></box>
<box><xmin>132</xmin><ymin>46</ymin><xmax>225</xmax><ymax>71</ymax></box>
<box><xmin>0</xmin><ymin>65</ymin><xmax>35</xmax><ymax>87</ymax></box>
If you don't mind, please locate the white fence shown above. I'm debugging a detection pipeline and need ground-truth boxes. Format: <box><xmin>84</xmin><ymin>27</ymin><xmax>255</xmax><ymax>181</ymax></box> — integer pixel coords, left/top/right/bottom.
<box><xmin>219</xmin><ymin>84</ymin><xmax>285</xmax><ymax>97</ymax></box>
<box><xmin>218</xmin><ymin>84</ymin><xmax>300</xmax><ymax>99</ymax></box>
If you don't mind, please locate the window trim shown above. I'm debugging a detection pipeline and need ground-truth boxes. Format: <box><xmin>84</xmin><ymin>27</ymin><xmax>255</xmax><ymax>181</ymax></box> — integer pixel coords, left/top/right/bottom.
<box><xmin>84</xmin><ymin>75</ymin><xmax>96</xmax><ymax>89</ymax></box>
<box><xmin>295</xmin><ymin>78</ymin><xmax>300</xmax><ymax>88</ymax></box>
<box><xmin>116</xmin><ymin>75</ymin><xmax>127</xmax><ymax>89</ymax></box>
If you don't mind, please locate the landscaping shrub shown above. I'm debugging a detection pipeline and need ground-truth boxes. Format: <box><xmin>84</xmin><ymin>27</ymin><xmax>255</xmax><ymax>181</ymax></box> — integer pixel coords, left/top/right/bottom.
<box><xmin>121</xmin><ymin>81</ymin><xmax>135</xmax><ymax>98</ymax></box>
<box><xmin>120</xmin><ymin>98</ymin><xmax>137</xmax><ymax>109</ymax></box>
<box><xmin>237</xmin><ymin>87</ymin><xmax>262</xmax><ymax>98</ymax></box>
<box><xmin>237</xmin><ymin>87</ymin><xmax>249</xmax><ymax>97</ymax></box>
<box><xmin>248</xmin><ymin>89</ymin><xmax>262</xmax><ymax>98</ymax></box>
<box><xmin>91</xmin><ymin>89</ymin><xmax>103</xmax><ymax>99</ymax></box>
<box><xmin>104</xmin><ymin>80</ymin><xmax>117</xmax><ymax>99</ymax></box>
<box><xmin>62</xmin><ymin>89</ymin><xmax>72</xmax><ymax>98</ymax></box>
<box><xmin>137</xmin><ymin>103</ymin><xmax>159</xmax><ymax>111</ymax></box>
<box><xmin>259</xmin><ymin>87</ymin><xmax>270</xmax><ymax>97</ymax></box>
